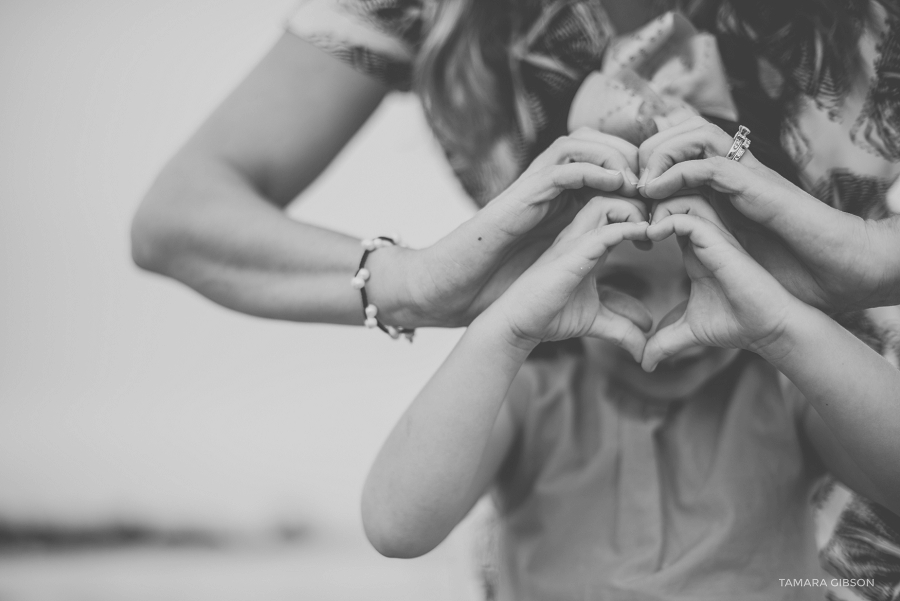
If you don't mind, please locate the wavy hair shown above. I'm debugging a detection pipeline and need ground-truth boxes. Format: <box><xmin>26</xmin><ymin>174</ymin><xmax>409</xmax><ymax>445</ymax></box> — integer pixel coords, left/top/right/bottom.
<box><xmin>412</xmin><ymin>0</ymin><xmax>516</xmax><ymax>172</ymax></box>
<box><xmin>411</xmin><ymin>0</ymin><xmax>893</xmax><ymax>167</ymax></box>
<box><xmin>693</xmin><ymin>0</ymin><xmax>897</xmax><ymax>108</ymax></box>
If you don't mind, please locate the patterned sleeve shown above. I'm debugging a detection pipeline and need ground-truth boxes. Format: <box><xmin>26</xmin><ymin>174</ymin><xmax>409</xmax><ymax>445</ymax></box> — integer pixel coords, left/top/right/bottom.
<box><xmin>284</xmin><ymin>0</ymin><xmax>424</xmax><ymax>90</ymax></box>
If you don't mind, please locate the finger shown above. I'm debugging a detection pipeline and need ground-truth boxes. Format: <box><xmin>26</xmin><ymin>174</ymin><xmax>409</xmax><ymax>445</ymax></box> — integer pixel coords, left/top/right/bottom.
<box><xmin>539</xmin><ymin>138</ymin><xmax>635</xmax><ymax>174</ymax></box>
<box><xmin>531</xmin><ymin>135</ymin><xmax>639</xmax><ymax>192</ymax></box>
<box><xmin>643</xmin><ymin>157</ymin><xmax>839</xmax><ymax>257</ymax></box>
<box><xmin>647</xmin><ymin>214</ymin><xmax>768</xmax><ymax>301</ymax></box>
<box><xmin>598</xmin><ymin>286</ymin><xmax>653</xmax><ymax>332</ymax></box>
<box><xmin>567</xmin><ymin>128</ymin><xmax>641</xmax><ymax>194</ymax></box>
<box><xmin>638</xmin><ymin>121</ymin><xmax>743</xmax><ymax>189</ymax></box>
<box><xmin>568</xmin><ymin>127</ymin><xmax>640</xmax><ymax>171</ymax></box>
<box><xmin>587</xmin><ymin>306</ymin><xmax>649</xmax><ymax>363</ymax></box>
<box><xmin>646</xmin><ymin>213</ymin><xmax>741</xmax><ymax>254</ymax></box>
<box><xmin>592</xmin><ymin>314</ymin><xmax>648</xmax><ymax>363</ymax></box>
<box><xmin>642</xmin><ymin>319</ymin><xmax>696</xmax><ymax>372</ymax></box>
<box><xmin>543</xmin><ymin>220</ymin><xmax>649</xmax><ymax>274</ymax></box>
<box><xmin>532</xmin><ymin>163</ymin><xmax>625</xmax><ymax>200</ymax></box>
<box><xmin>641</xmin><ymin>156</ymin><xmax>757</xmax><ymax>201</ymax></box>
<box><xmin>555</xmin><ymin>196</ymin><xmax>648</xmax><ymax>243</ymax></box>
<box><xmin>637</xmin><ymin>115</ymin><xmax>710</xmax><ymax>172</ymax></box>
<box><xmin>650</xmin><ymin>195</ymin><xmax>727</xmax><ymax>231</ymax></box>
<box><xmin>571</xmin><ymin>221</ymin><xmax>650</xmax><ymax>262</ymax></box>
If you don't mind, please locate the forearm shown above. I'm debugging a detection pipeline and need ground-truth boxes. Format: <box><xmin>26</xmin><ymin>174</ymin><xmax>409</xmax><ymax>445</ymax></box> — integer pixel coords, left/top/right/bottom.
<box><xmin>760</xmin><ymin>304</ymin><xmax>900</xmax><ymax>506</ymax></box>
<box><xmin>760</xmin><ymin>192</ymin><xmax>900</xmax><ymax>310</ymax></box>
<box><xmin>132</xmin><ymin>155</ymin><xmax>413</xmax><ymax>325</ymax></box>
<box><xmin>362</xmin><ymin>313</ymin><xmax>531</xmax><ymax>557</ymax></box>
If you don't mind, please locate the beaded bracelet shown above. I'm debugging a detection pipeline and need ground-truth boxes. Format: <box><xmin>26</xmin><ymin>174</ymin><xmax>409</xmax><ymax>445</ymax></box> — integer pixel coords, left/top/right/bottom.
<box><xmin>351</xmin><ymin>236</ymin><xmax>415</xmax><ymax>342</ymax></box>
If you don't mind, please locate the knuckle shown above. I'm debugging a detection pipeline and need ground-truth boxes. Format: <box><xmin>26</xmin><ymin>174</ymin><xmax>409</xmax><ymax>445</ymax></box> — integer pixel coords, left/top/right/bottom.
<box><xmin>547</xmin><ymin>164</ymin><xmax>569</xmax><ymax>187</ymax></box>
<box><xmin>708</xmin><ymin>155</ymin><xmax>730</xmax><ymax>170</ymax></box>
<box><xmin>701</xmin><ymin>121</ymin><xmax>720</xmax><ymax>136</ymax></box>
<box><xmin>552</xmin><ymin>135</ymin><xmax>571</xmax><ymax>148</ymax></box>
<box><xmin>573</xmin><ymin>126</ymin><xmax>594</xmax><ymax>137</ymax></box>
<box><xmin>543</xmin><ymin>137</ymin><xmax>567</xmax><ymax>158</ymax></box>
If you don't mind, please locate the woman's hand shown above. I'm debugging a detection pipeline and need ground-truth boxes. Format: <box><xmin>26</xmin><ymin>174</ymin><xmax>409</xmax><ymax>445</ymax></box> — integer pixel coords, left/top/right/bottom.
<box><xmin>636</xmin><ymin>116</ymin><xmax>899</xmax><ymax>313</ymax></box>
<box><xmin>640</xmin><ymin>200</ymin><xmax>802</xmax><ymax>371</ymax></box>
<box><xmin>374</xmin><ymin>128</ymin><xmax>646</xmax><ymax>328</ymax></box>
<box><xmin>485</xmin><ymin>197</ymin><xmax>652</xmax><ymax>361</ymax></box>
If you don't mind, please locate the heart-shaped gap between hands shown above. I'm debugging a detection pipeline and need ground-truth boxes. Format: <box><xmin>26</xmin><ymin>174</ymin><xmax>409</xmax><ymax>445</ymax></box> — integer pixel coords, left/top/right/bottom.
<box><xmin>594</xmin><ymin>193</ymin><xmax>794</xmax><ymax>373</ymax></box>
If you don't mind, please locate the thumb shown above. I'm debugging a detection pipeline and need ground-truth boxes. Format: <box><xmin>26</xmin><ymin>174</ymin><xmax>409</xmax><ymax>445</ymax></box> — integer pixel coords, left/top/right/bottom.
<box><xmin>598</xmin><ymin>286</ymin><xmax>653</xmax><ymax>333</ymax></box>
<box><xmin>641</xmin><ymin>310</ymin><xmax>696</xmax><ymax>372</ymax></box>
<box><xmin>587</xmin><ymin>305</ymin><xmax>649</xmax><ymax>363</ymax></box>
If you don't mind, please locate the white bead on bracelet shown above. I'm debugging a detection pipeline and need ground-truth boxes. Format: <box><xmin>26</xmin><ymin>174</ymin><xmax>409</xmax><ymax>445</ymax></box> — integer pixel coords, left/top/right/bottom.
<box><xmin>352</xmin><ymin>235</ymin><xmax>415</xmax><ymax>341</ymax></box>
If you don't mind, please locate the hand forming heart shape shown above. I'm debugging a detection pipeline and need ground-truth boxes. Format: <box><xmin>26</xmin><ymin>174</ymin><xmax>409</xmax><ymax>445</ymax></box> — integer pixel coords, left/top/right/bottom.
<box><xmin>492</xmin><ymin>190</ymin><xmax>799</xmax><ymax>373</ymax></box>
<box><xmin>638</xmin><ymin>196</ymin><xmax>800</xmax><ymax>372</ymax></box>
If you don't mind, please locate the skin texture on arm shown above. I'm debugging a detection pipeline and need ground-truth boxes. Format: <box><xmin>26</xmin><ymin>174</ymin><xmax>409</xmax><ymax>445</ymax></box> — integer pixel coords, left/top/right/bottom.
<box><xmin>361</xmin><ymin>319</ymin><xmax>524</xmax><ymax>558</ymax></box>
<box><xmin>361</xmin><ymin>204</ymin><xmax>650</xmax><ymax>558</ymax></box>
<box><xmin>762</xmin><ymin>307</ymin><xmax>900</xmax><ymax>516</ymax></box>
<box><xmin>131</xmin><ymin>33</ymin><xmax>390</xmax><ymax>324</ymax></box>
<box><xmin>131</xmin><ymin>33</ymin><xmax>642</xmax><ymax>328</ymax></box>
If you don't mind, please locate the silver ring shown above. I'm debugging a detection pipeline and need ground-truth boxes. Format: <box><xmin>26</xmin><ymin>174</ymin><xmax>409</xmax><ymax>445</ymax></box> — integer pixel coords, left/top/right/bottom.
<box><xmin>725</xmin><ymin>125</ymin><xmax>751</xmax><ymax>161</ymax></box>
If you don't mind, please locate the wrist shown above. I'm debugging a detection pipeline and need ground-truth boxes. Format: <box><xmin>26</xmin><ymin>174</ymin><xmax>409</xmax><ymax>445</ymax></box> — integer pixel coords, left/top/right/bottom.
<box><xmin>469</xmin><ymin>306</ymin><xmax>540</xmax><ymax>363</ymax></box>
<box><xmin>751</xmin><ymin>299</ymin><xmax>820</xmax><ymax>367</ymax></box>
<box><xmin>361</xmin><ymin>244</ymin><xmax>421</xmax><ymax>329</ymax></box>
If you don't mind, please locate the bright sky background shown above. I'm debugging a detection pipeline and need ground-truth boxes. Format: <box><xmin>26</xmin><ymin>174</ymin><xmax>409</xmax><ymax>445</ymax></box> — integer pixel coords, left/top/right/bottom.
<box><xmin>0</xmin><ymin>0</ymin><xmax>476</xmax><ymax>545</ymax></box>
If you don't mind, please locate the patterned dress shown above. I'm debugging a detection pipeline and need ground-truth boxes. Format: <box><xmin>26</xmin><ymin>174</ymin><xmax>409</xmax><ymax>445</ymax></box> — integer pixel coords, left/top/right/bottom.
<box><xmin>285</xmin><ymin>1</ymin><xmax>900</xmax><ymax>599</ymax></box>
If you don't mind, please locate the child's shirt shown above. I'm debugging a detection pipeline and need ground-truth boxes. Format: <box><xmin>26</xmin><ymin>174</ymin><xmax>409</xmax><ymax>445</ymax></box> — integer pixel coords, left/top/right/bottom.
<box><xmin>493</xmin><ymin>353</ymin><xmax>828</xmax><ymax>600</ymax></box>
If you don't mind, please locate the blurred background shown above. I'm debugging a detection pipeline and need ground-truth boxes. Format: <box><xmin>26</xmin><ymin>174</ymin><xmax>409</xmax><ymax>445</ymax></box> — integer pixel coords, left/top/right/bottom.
<box><xmin>0</xmin><ymin>1</ymin><xmax>485</xmax><ymax>598</ymax></box>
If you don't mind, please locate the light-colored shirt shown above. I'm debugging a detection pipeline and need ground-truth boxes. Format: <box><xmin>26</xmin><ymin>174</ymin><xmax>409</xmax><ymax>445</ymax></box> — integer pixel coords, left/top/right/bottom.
<box><xmin>494</xmin><ymin>353</ymin><xmax>826</xmax><ymax>600</ymax></box>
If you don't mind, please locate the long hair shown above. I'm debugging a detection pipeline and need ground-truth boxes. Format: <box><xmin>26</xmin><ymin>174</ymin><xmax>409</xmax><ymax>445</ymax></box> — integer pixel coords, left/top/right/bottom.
<box><xmin>411</xmin><ymin>0</ymin><xmax>893</xmax><ymax>168</ymax></box>
<box><xmin>698</xmin><ymin>0</ymin><xmax>896</xmax><ymax>103</ymax></box>
<box><xmin>412</xmin><ymin>0</ymin><xmax>516</xmax><ymax>172</ymax></box>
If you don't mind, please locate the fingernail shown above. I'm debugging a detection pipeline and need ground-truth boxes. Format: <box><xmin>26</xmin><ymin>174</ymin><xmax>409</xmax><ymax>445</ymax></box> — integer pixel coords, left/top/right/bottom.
<box><xmin>603</xmin><ymin>167</ymin><xmax>620</xmax><ymax>176</ymax></box>
<box><xmin>624</xmin><ymin>168</ymin><xmax>639</xmax><ymax>186</ymax></box>
<box><xmin>636</xmin><ymin>170</ymin><xmax>649</xmax><ymax>188</ymax></box>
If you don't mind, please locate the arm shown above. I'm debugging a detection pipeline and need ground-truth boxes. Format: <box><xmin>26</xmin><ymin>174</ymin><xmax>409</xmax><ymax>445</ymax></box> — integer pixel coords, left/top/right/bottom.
<box><xmin>361</xmin><ymin>317</ymin><xmax>525</xmax><ymax>558</ymax></box>
<box><xmin>642</xmin><ymin>208</ymin><xmax>900</xmax><ymax>517</ymax></box>
<box><xmin>638</xmin><ymin>116</ymin><xmax>900</xmax><ymax>312</ymax></box>
<box><xmin>131</xmin><ymin>31</ymin><xmax>640</xmax><ymax>327</ymax></box>
<box><xmin>362</xmin><ymin>201</ymin><xmax>651</xmax><ymax>558</ymax></box>
<box><xmin>131</xmin><ymin>33</ymin><xmax>389</xmax><ymax>324</ymax></box>
<box><xmin>760</xmin><ymin>308</ymin><xmax>900</xmax><ymax>516</ymax></box>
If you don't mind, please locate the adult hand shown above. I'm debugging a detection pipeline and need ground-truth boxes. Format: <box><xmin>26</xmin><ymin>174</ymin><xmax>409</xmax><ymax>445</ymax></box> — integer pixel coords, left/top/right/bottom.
<box><xmin>373</xmin><ymin>128</ymin><xmax>646</xmax><ymax>328</ymax></box>
<box><xmin>488</xmin><ymin>197</ymin><xmax>652</xmax><ymax>361</ymax></box>
<box><xmin>636</xmin><ymin>116</ymin><xmax>899</xmax><ymax>313</ymax></box>
<box><xmin>641</xmin><ymin>204</ymin><xmax>801</xmax><ymax>372</ymax></box>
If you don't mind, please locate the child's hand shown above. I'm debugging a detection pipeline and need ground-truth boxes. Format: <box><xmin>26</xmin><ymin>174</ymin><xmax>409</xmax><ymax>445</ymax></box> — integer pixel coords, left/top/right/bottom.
<box><xmin>637</xmin><ymin>116</ymin><xmax>897</xmax><ymax>313</ymax></box>
<box><xmin>641</xmin><ymin>197</ymin><xmax>801</xmax><ymax>371</ymax></box>
<box><xmin>488</xmin><ymin>197</ymin><xmax>651</xmax><ymax>361</ymax></box>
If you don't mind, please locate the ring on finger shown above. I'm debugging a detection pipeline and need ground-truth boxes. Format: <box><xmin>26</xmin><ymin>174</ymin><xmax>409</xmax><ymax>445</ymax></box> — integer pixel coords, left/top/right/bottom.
<box><xmin>725</xmin><ymin>125</ymin><xmax>751</xmax><ymax>162</ymax></box>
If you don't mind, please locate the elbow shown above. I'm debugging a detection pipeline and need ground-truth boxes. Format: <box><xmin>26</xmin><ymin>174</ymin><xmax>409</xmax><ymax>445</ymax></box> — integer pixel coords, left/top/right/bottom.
<box><xmin>130</xmin><ymin>205</ymin><xmax>166</xmax><ymax>274</ymax></box>
<box><xmin>364</xmin><ymin>525</ymin><xmax>426</xmax><ymax>559</ymax></box>
<box><xmin>360</xmin><ymin>491</ymin><xmax>435</xmax><ymax>559</ymax></box>
<box><xmin>130</xmin><ymin>167</ymin><xmax>189</xmax><ymax>275</ymax></box>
